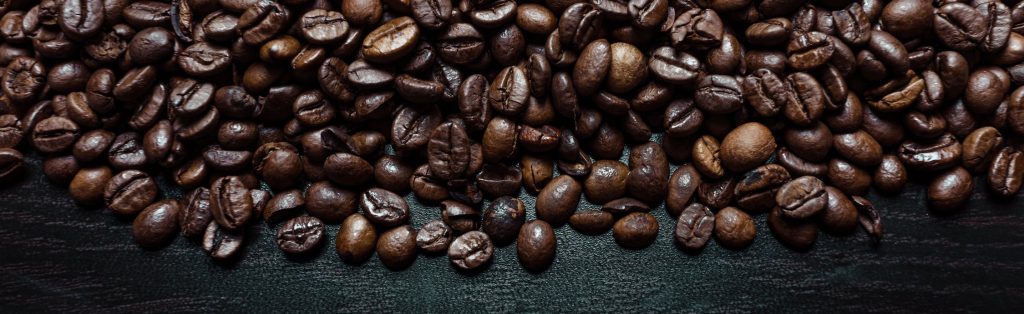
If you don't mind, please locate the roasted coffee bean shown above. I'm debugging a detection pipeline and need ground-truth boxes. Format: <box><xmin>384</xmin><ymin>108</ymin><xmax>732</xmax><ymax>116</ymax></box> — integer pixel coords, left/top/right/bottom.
<box><xmin>669</xmin><ymin>8</ymin><xmax>723</xmax><ymax>49</ymax></box>
<box><xmin>827</xmin><ymin>158</ymin><xmax>871</xmax><ymax>196</ymax></box>
<box><xmin>849</xmin><ymin>195</ymin><xmax>883</xmax><ymax>243</ymax></box>
<box><xmin>720</xmin><ymin>122</ymin><xmax>776</xmax><ymax>173</ymax></box>
<box><xmin>767</xmin><ymin>206</ymin><xmax>817</xmax><ymax>251</ymax></box>
<box><xmin>262</xmin><ymin>190</ymin><xmax>304</xmax><ymax>224</ymax></box>
<box><xmin>0</xmin><ymin>115</ymin><xmax>23</xmax><ymax>148</ymax></box>
<box><xmin>734</xmin><ymin>164</ymin><xmax>790</xmax><ymax>213</ymax></box>
<box><xmin>32</xmin><ymin>117</ymin><xmax>80</xmax><ymax>154</ymax></box>
<box><xmin>373</xmin><ymin>156</ymin><xmax>414</xmax><ymax>195</ymax></box>
<box><xmin>304</xmin><ymin>181</ymin><xmax>358</xmax><ymax>223</ymax></box>
<box><xmin>441</xmin><ymin>200</ymin><xmax>479</xmax><ymax>234</ymax></box>
<box><xmin>988</xmin><ymin>147</ymin><xmax>1024</xmax><ymax>198</ymax></box>
<box><xmin>787</xmin><ymin>31</ymin><xmax>833</xmax><ymax>70</ymax></box>
<box><xmin>558</xmin><ymin>3</ymin><xmax>602</xmax><ymax>49</ymax></box>
<box><xmin>928</xmin><ymin>166</ymin><xmax>973</xmax><ymax>213</ymax></box>
<box><xmin>428</xmin><ymin>120</ymin><xmax>472</xmax><ymax>181</ymax></box>
<box><xmin>521</xmin><ymin>155</ymin><xmax>553</xmax><ymax>194</ymax></box>
<box><xmin>376</xmin><ymin>225</ymin><xmax>418</xmax><ymax>270</ymax></box>
<box><xmin>336</xmin><ymin>213</ymin><xmax>378</xmax><ymax>265</ymax></box>
<box><xmin>437</xmin><ymin>23</ymin><xmax>485</xmax><ymax>65</ymax></box>
<box><xmin>695</xmin><ymin>74</ymin><xmax>743</xmax><ymax>114</ymax></box>
<box><xmin>663</xmin><ymin>99</ymin><xmax>702</xmax><ymax>138</ymax></box>
<box><xmin>573</xmin><ymin>39</ymin><xmax>610</xmax><ymax>96</ymax></box>
<box><xmin>832</xmin><ymin>130</ymin><xmax>883</xmax><ymax>168</ymax></box>
<box><xmin>476</xmin><ymin>164</ymin><xmax>521</xmax><ymax>198</ymax></box>
<box><xmin>489</xmin><ymin>66</ymin><xmax>530</xmax><ymax>115</ymax></box>
<box><xmin>104</xmin><ymin>170</ymin><xmax>158</xmax><ymax>216</ymax></box>
<box><xmin>481</xmin><ymin>196</ymin><xmax>526</xmax><ymax>246</ymax></box>
<box><xmin>412</xmin><ymin>164</ymin><xmax>450</xmax><ymax>203</ymax></box>
<box><xmin>69</xmin><ymin>166</ymin><xmax>111</xmax><ymax>206</ymax></box>
<box><xmin>897</xmin><ymin>133</ymin><xmax>962</xmax><ymax>171</ymax></box>
<box><xmin>210</xmin><ymin>176</ymin><xmax>253</xmax><ymax>231</ymax></box>
<box><xmin>0</xmin><ymin>148</ymin><xmax>25</xmax><ymax>184</ymax></box>
<box><xmin>202</xmin><ymin>221</ymin><xmax>244</xmax><ymax>262</ymax></box>
<box><xmin>776</xmin><ymin>176</ymin><xmax>827</xmax><ymax>219</ymax></box>
<box><xmin>448</xmin><ymin>230</ymin><xmax>493</xmax><ymax>271</ymax></box>
<box><xmin>133</xmin><ymin>199</ymin><xmax>180</xmax><ymax>249</ymax></box>
<box><xmin>41</xmin><ymin>155</ymin><xmax>80</xmax><ymax>186</ymax></box>
<box><xmin>179</xmin><ymin>187</ymin><xmax>213</xmax><ymax>238</ymax></box>
<box><xmin>673</xmin><ymin>203</ymin><xmax>714</xmax><ymax>251</ymax></box>
<box><xmin>517</xmin><ymin>3</ymin><xmax>556</xmax><ymax>34</ymax></box>
<box><xmin>324</xmin><ymin>153</ymin><xmax>373</xmax><ymax>187</ymax></box>
<box><xmin>649</xmin><ymin>46</ymin><xmax>700</xmax><ymax>86</ymax></box>
<box><xmin>482</xmin><ymin>116</ymin><xmax>517</xmax><ymax>163</ymax></box>
<box><xmin>692</xmin><ymin>135</ymin><xmax>725</xmax><ymax>180</ymax></box>
<box><xmin>516</xmin><ymin>220</ymin><xmax>556</xmax><ymax>272</ymax></box>
<box><xmin>275</xmin><ymin>216</ymin><xmax>325</xmax><ymax>255</ymax></box>
<box><xmin>714</xmin><ymin>207</ymin><xmax>755</xmax><ymax>250</ymax></box>
<box><xmin>962</xmin><ymin>127</ymin><xmax>1004</xmax><ymax>173</ymax></box>
<box><xmin>613</xmin><ymin>212</ymin><xmax>658</xmax><ymax>250</ymax></box>
<box><xmin>873</xmin><ymin>155</ymin><xmax>907</xmax><ymax>195</ymax></box>
<box><xmin>818</xmin><ymin>186</ymin><xmax>858</xmax><ymax>235</ymax></box>
<box><xmin>536</xmin><ymin>175</ymin><xmax>581</xmax><ymax>226</ymax></box>
<box><xmin>584</xmin><ymin>160</ymin><xmax>628</xmax><ymax>204</ymax></box>
<box><xmin>696</xmin><ymin>177</ymin><xmax>735</xmax><ymax>210</ymax></box>
<box><xmin>108</xmin><ymin>132</ymin><xmax>148</xmax><ymax>170</ymax></box>
<box><xmin>417</xmin><ymin>220</ymin><xmax>453</xmax><ymax>254</ymax></box>
<box><xmin>626</xmin><ymin>142</ymin><xmax>669</xmax><ymax>205</ymax></box>
<box><xmin>362</xmin><ymin>16</ymin><xmax>419</xmax><ymax>63</ymax></box>
<box><xmin>360</xmin><ymin>188</ymin><xmax>410</xmax><ymax>228</ymax></box>
<box><xmin>299</xmin><ymin>9</ymin><xmax>348</xmax><ymax>45</ymax></box>
<box><xmin>568</xmin><ymin>210</ymin><xmax>614</xmax><ymax>235</ymax></box>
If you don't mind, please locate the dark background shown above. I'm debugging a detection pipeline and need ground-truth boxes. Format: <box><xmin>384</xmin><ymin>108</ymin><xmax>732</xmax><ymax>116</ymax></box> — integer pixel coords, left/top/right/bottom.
<box><xmin>2</xmin><ymin>153</ymin><xmax>1024</xmax><ymax>313</ymax></box>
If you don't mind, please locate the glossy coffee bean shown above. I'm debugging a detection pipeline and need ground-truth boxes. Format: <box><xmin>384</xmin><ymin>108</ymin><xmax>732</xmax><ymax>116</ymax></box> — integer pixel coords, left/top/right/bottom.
<box><xmin>516</xmin><ymin>220</ymin><xmax>556</xmax><ymax>272</ymax></box>
<box><xmin>927</xmin><ymin>167</ymin><xmax>973</xmax><ymax>213</ymax></box>
<box><xmin>481</xmin><ymin>196</ymin><xmax>526</xmax><ymax>246</ymax></box>
<box><xmin>132</xmin><ymin>200</ymin><xmax>180</xmax><ymax>249</ymax></box>
<box><xmin>819</xmin><ymin>186</ymin><xmax>859</xmax><ymax>235</ymax></box>
<box><xmin>714</xmin><ymin>207</ymin><xmax>755</xmax><ymax>250</ymax></box>
<box><xmin>417</xmin><ymin>220</ymin><xmax>453</xmax><ymax>254</ymax></box>
<box><xmin>276</xmin><ymin>216</ymin><xmax>325</xmax><ymax>255</ymax></box>
<box><xmin>720</xmin><ymin>122</ymin><xmax>776</xmax><ymax>173</ymax></box>
<box><xmin>304</xmin><ymin>181</ymin><xmax>358</xmax><ymax>223</ymax></box>
<box><xmin>448</xmin><ymin>231</ymin><xmax>493</xmax><ymax>271</ymax></box>
<box><xmin>336</xmin><ymin>213</ymin><xmax>378</xmax><ymax>265</ymax></box>
<box><xmin>210</xmin><ymin>176</ymin><xmax>253</xmax><ymax>231</ymax></box>
<box><xmin>535</xmin><ymin>175</ymin><xmax>581</xmax><ymax>226</ymax></box>
<box><xmin>360</xmin><ymin>188</ymin><xmax>410</xmax><ymax>228</ymax></box>
<box><xmin>613</xmin><ymin>212</ymin><xmax>658</xmax><ymax>250</ymax></box>
<box><xmin>70</xmin><ymin>166</ymin><xmax>112</xmax><ymax>206</ymax></box>
<box><xmin>568</xmin><ymin>210</ymin><xmax>614</xmax><ymax>235</ymax></box>
<box><xmin>377</xmin><ymin>225</ymin><xmax>418</xmax><ymax>270</ymax></box>
<box><xmin>768</xmin><ymin>206</ymin><xmax>818</xmax><ymax>251</ymax></box>
<box><xmin>104</xmin><ymin>170</ymin><xmax>158</xmax><ymax>216</ymax></box>
<box><xmin>776</xmin><ymin>176</ymin><xmax>827</xmax><ymax>219</ymax></box>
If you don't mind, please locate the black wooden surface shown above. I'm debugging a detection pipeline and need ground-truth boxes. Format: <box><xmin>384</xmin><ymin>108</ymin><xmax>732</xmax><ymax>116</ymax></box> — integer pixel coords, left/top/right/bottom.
<box><xmin>2</xmin><ymin>153</ymin><xmax>1024</xmax><ymax>313</ymax></box>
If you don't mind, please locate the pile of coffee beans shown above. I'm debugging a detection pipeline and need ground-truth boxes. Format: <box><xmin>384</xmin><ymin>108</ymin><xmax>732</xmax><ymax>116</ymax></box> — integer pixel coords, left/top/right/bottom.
<box><xmin>0</xmin><ymin>0</ymin><xmax>1019</xmax><ymax>273</ymax></box>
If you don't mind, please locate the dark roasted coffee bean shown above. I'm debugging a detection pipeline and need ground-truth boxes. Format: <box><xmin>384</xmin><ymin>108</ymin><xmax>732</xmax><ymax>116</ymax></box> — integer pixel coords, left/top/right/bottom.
<box><xmin>374</xmin><ymin>155</ymin><xmax>414</xmax><ymax>195</ymax></box>
<box><xmin>833</xmin><ymin>130</ymin><xmax>883</xmax><ymax>168</ymax></box>
<box><xmin>627</xmin><ymin>141</ymin><xmax>669</xmax><ymax>205</ymax></box>
<box><xmin>827</xmin><ymin>158</ymin><xmax>871</xmax><ymax>196</ymax></box>
<box><xmin>768</xmin><ymin>206</ymin><xmax>817</xmax><ymax>251</ymax></box>
<box><xmin>0</xmin><ymin>115</ymin><xmax>23</xmax><ymax>149</ymax></box>
<box><xmin>41</xmin><ymin>155</ymin><xmax>79</xmax><ymax>186</ymax></box>
<box><xmin>437</xmin><ymin>23</ymin><xmax>485</xmax><ymax>65</ymax></box>
<box><xmin>412</xmin><ymin>164</ymin><xmax>450</xmax><ymax>203</ymax></box>
<box><xmin>818</xmin><ymin>186</ymin><xmax>858</xmax><ymax>235</ymax></box>
<box><xmin>988</xmin><ymin>147</ymin><xmax>1024</xmax><ymax>198</ymax></box>
<box><xmin>336</xmin><ymin>213</ymin><xmax>377</xmax><ymax>265</ymax></box>
<box><xmin>584</xmin><ymin>160</ymin><xmax>628</xmax><ymax>204</ymax></box>
<box><xmin>262</xmin><ymin>189</ymin><xmax>304</xmax><ymax>224</ymax></box>
<box><xmin>873</xmin><ymin>155</ymin><xmax>907</xmax><ymax>195</ymax></box>
<box><xmin>69</xmin><ymin>166</ymin><xmax>111</xmax><ymax>206</ymax></box>
<box><xmin>482</xmin><ymin>116</ymin><xmax>517</xmax><ymax>163</ymax></box>
<box><xmin>573</xmin><ymin>39</ymin><xmax>610</xmax><ymax>96</ymax></box>
<box><xmin>300</xmin><ymin>9</ymin><xmax>349</xmax><ymax>45</ymax></box>
<box><xmin>377</xmin><ymin>225</ymin><xmax>418</xmax><ymax>270</ymax></box>
<box><xmin>734</xmin><ymin>164</ymin><xmax>790</xmax><ymax>214</ymax></box>
<box><xmin>516</xmin><ymin>220</ymin><xmax>556</xmax><ymax>272</ymax></box>
<box><xmin>720</xmin><ymin>122</ymin><xmax>776</xmax><ymax>173</ymax></box>
<box><xmin>692</xmin><ymin>135</ymin><xmax>724</xmax><ymax>180</ymax></box>
<box><xmin>714</xmin><ymin>207</ymin><xmax>755</xmax><ymax>250</ymax></box>
<box><xmin>613</xmin><ymin>212</ymin><xmax>658</xmax><ymax>249</ymax></box>
<box><xmin>202</xmin><ymin>221</ymin><xmax>243</xmax><ymax>262</ymax></box>
<box><xmin>897</xmin><ymin>133</ymin><xmax>962</xmax><ymax>171</ymax></box>
<box><xmin>104</xmin><ymin>170</ymin><xmax>158</xmax><ymax>216</ymax></box>
<box><xmin>536</xmin><ymin>175</ymin><xmax>581</xmax><ymax>226</ymax></box>
<box><xmin>787</xmin><ymin>31</ymin><xmax>833</xmax><ymax>70</ymax></box>
<box><xmin>362</xmin><ymin>16</ymin><xmax>419</xmax><ymax>63</ymax></box>
<box><xmin>276</xmin><ymin>216</ymin><xmax>325</xmax><ymax>255</ymax></box>
<box><xmin>649</xmin><ymin>46</ymin><xmax>700</xmax><ymax>85</ymax></box>
<box><xmin>695</xmin><ymin>74</ymin><xmax>743</xmax><ymax>114</ymax></box>
<box><xmin>73</xmin><ymin>129</ymin><xmax>114</xmax><ymax>163</ymax></box>
<box><xmin>521</xmin><ymin>155</ymin><xmax>553</xmax><ymax>194</ymax></box>
<box><xmin>0</xmin><ymin>148</ymin><xmax>25</xmax><ymax>184</ymax></box>
<box><xmin>481</xmin><ymin>196</ymin><xmax>526</xmax><ymax>246</ymax></box>
<box><xmin>324</xmin><ymin>153</ymin><xmax>373</xmax><ymax>187</ymax></box>
<box><xmin>776</xmin><ymin>176</ymin><xmax>827</xmax><ymax>219</ymax></box>
<box><xmin>360</xmin><ymin>188</ymin><xmax>410</xmax><ymax>228</ymax></box>
<box><xmin>696</xmin><ymin>178</ymin><xmax>735</xmax><ymax>210</ymax></box>
<box><xmin>669</xmin><ymin>8</ymin><xmax>723</xmax><ymax>49</ymax></box>
<box><xmin>568</xmin><ymin>210</ymin><xmax>614</xmax><ymax>235</ymax></box>
<box><xmin>210</xmin><ymin>176</ymin><xmax>252</xmax><ymax>231</ymax></box>
<box><xmin>132</xmin><ymin>200</ymin><xmax>180</xmax><ymax>249</ymax></box>
<box><xmin>179</xmin><ymin>187</ymin><xmax>213</xmax><ymax>238</ymax></box>
<box><xmin>417</xmin><ymin>220</ymin><xmax>453</xmax><ymax>254</ymax></box>
<box><xmin>558</xmin><ymin>3</ymin><xmax>602</xmax><ymax>49</ymax></box>
<box><xmin>448</xmin><ymin>230</ymin><xmax>493</xmax><ymax>271</ymax></box>
<box><xmin>849</xmin><ymin>195</ymin><xmax>883</xmax><ymax>243</ymax></box>
<box><xmin>441</xmin><ymin>199</ymin><xmax>479</xmax><ymax>233</ymax></box>
<box><xmin>489</xmin><ymin>65</ymin><xmax>530</xmax><ymax>115</ymax></box>
<box><xmin>32</xmin><ymin>117</ymin><xmax>80</xmax><ymax>154</ymax></box>
<box><xmin>237</xmin><ymin>0</ymin><xmax>289</xmax><ymax>45</ymax></box>
<box><xmin>428</xmin><ymin>120</ymin><xmax>471</xmax><ymax>180</ymax></box>
<box><xmin>928</xmin><ymin>166</ymin><xmax>973</xmax><ymax>213</ymax></box>
<box><xmin>962</xmin><ymin>127</ymin><xmax>1003</xmax><ymax>173</ymax></box>
<box><xmin>304</xmin><ymin>181</ymin><xmax>357</xmax><ymax>223</ymax></box>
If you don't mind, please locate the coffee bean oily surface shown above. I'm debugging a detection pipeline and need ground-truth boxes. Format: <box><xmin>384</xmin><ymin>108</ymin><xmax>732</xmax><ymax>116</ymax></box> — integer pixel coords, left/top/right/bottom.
<box><xmin>1</xmin><ymin>0</ymin><xmax>1022</xmax><ymax>275</ymax></box>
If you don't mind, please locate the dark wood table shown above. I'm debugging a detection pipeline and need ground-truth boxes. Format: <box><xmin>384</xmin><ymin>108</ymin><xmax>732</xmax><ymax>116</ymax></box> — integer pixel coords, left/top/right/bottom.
<box><xmin>2</xmin><ymin>154</ymin><xmax>1023</xmax><ymax>312</ymax></box>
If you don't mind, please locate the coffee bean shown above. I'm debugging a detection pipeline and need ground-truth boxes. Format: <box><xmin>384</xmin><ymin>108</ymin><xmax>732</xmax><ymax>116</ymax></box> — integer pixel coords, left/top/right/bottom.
<box><xmin>987</xmin><ymin>147</ymin><xmax>1024</xmax><ymax>198</ymax></box>
<box><xmin>132</xmin><ymin>200</ymin><xmax>180</xmax><ymax>249</ymax></box>
<box><xmin>819</xmin><ymin>186</ymin><xmax>859</xmax><ymax>235</ymax></box>
<box><xmin>713</xmin><ymin>207</ymin><xmax>755</xmax><ymax>250</ymax></box>
<box><xmin>336</xmin><ymin>213</ymin><xmax>377</xmax><ymax>265</ymax></box>
<box><xmin>897</xmin><ymin>133</ymin><xmax>962</xmax><ymax>172</ymax></box>
<box><xmin>478</xmin><ymin>196</ymin><xmax>525</xmax><ymax>246</ymax></box>
<box><xmin>536</xmin><ymin>175</ymin><xmax>581</xmax><ymax>226</ymax></box>
<box><xmin>669</xmin><ymin>8</ymin><xmax>723</xmax><ymax>49</ymax></box>
<box><xmin>693</xmin><ymin>135</ymin><xmax>725</xmax><ymax>180</ymax></box>
<box><xmin>720</xmin><ymin>122</ymin><xmax>776</xmax><ymax>173</ymax></box>
<box><xmin>69</xmin><ymin>166</ymin><xmax>111</xmax><ymax>206</ymax></box>
<box><xmin>787</xmin><ymin>31</ymin><xmax>833</xmax><ymax>70</ymax></box>
<box><xmin>613</xmin><ymin>212</ymin><xmax>658</xmax><ymax>250</ymax></box>
<box><xmin>304</xmin><ymin>181</ymin><xmax>357</xmax><ymax>223</ymax></box>
<box><xmin>360</xmin><ymin>188</ymin><xmax>410</xmax><ymax>228</ymax></box>
<box><xmin>448</xmin><ymin>230</ymin><xmax>493</xmax><ymax>271</ymax></box>
<box><xmin>927</xmin><ymin>166</ymin><xmax>973</xmax><ymax>213</ymax></box>
<box><xmin>827</xmin><ymin>158</ymin><xmax>872</xmax><ymax>196</ymax></box>
<box><xmin>202</xmin><ymin>221</ymin><xmax>244</xmax><ymax>262</ymax></box>
<box><xmin>32</xmin><ymin>116</ymin><xmax>80</xmax><ymax>154</ymax></box>
<box><xmin>416</xmin><ymin>220</ymin><xmax>453</xmax><ymax>254</ymax></box>
<box><xmin>695</xmin><ymin>74</ymin><xmax>743</xmax><ymax>114</ymax></box>
<box><xmin>179</xmin><ymin>187</ymin><xmax>213</xmax><ymax>238</ymax></box>
<box><xmin>428</xmin><ymin>120</ymin><xmax>472</xmax><ymax>181</ymax></box>
<box><xmin>768</xmin><ymin>206</ymin><xmax>818</xmax><ymax>251</ymax></box>
<box><xmin>851</xmin><ymin>196</ymin><xmax>883</xmax><ymax>243</ymax></box>
<box><xmin>568</xmin><ymin>210</ymin><xmax>614</xmax><ymax>235</ymax></box>
<box><xmin>873</xmin><ymin>155</ymin><xmax>908</xmax><ymax>195</ymax></box>
<box><xmin>362</xmin><ymin>16</ymin><xmax>419</xmax><ymax>63</ymax></box>
<box><xmin>776</xmin><ymin>176</ymin><xmax>827</xmax><ymax>220</ymax></box>
<box><xmin>210</xmin><ymin>176</ymin><xmax>253</xmax><ymax>231</ymax></box>
<box><xmin>516</xmin><ymin>220</ymin><xmax>556</xmax><ymax>272</ymax></box>
<box><xmin>274</xmin><ymin>216</ymin><xmax>325</xmax><ymax>255</ymax></box>
<box><xmin>104</xmin><ymin>170</ymin><xmax>158</xmax><ymax>216</ymax></box>
<box><xmin>375</xmin><ymin>225</ymin><xmax>417</xmax><ymax>270</ymax></box>
<box><xmin>0</xmin><ymin>147</ymin><xmax>24</xmax><ymax>184</ymax></box>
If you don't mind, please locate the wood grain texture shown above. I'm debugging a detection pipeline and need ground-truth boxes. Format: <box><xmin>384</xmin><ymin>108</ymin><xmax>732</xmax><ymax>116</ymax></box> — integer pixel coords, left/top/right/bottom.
<box><xmin>2</xmin><ymin>154</ymin><xmax>1024</xmax><ymax>312</ymax></box>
